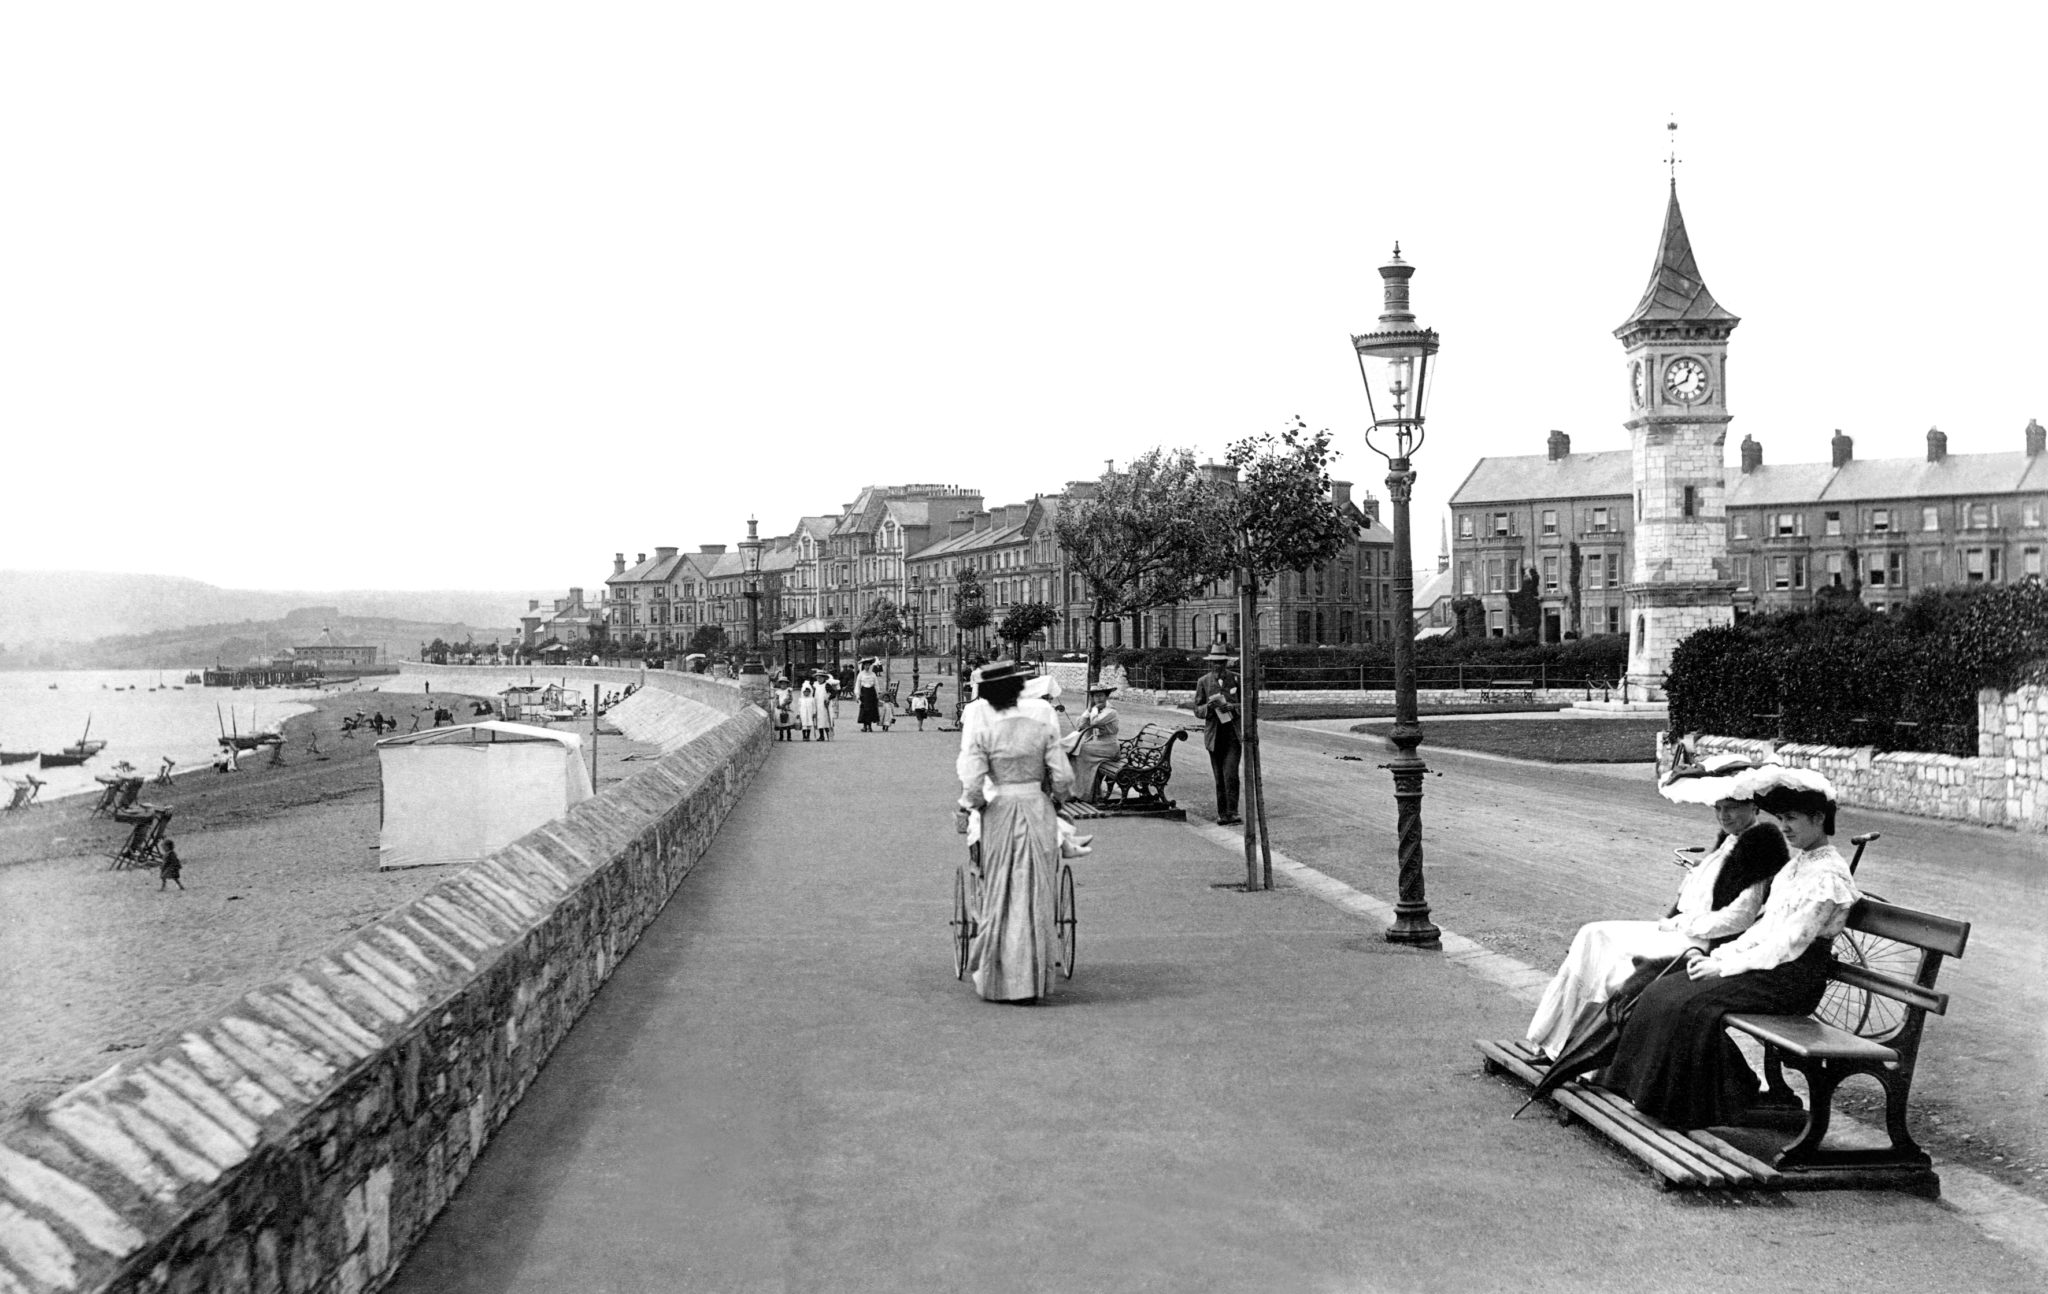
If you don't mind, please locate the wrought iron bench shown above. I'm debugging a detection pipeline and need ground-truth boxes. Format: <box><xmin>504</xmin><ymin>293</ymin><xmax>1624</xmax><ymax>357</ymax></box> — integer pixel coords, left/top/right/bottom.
<box><xmin>1098</xmin><ymin>723</ymin><xmax>1188</xmax><ymax>810</ymax></box>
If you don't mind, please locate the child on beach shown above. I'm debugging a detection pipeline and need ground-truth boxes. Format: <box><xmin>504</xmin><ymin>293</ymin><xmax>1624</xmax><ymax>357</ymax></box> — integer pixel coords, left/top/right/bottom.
<box><xmin>158</xmin><ymin>840</ymin><xmax>184</xmax><ymax>890</ymax></box>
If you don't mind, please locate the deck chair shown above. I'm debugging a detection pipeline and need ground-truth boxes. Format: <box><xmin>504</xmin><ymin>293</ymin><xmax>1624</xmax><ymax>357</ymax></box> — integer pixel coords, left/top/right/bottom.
<box><xmin>5</xmin><ymin>778</ymin><xmax>43</xmax><ymax>812</ymax></box>
<box><xmin>90</xmin><ymin>781</ymin><xmax>125</xmax><ymax>817</ymax></box>
<box><xmin>94</xmin><ymin>777</ymin><xmax>145</xmax><ymax>817</ymax></box>
<box><xmin>109</xmin><ymin>809</ymin><xmax>173</xmax><ymax>870</ymax></box>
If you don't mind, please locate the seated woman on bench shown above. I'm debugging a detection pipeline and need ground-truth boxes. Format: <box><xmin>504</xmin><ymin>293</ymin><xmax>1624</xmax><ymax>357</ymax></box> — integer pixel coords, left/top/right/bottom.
<box><xmin>1525</xmin><ymin>755</ymin><xmax>1789</xmax><ymax>1063</ymax></box>
<box><xmin>1599</xmin><ymin>767</ymin><xmax>1858</xmax><ymax>1130</ymax></box>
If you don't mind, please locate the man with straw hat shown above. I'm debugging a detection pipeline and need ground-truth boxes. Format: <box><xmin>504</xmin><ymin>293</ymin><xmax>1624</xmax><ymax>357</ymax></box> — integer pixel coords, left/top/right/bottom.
<box><xmin>1190</xmin><ymin>646</ymin><xmax>1242</xmax><ymax>825</ymax></box>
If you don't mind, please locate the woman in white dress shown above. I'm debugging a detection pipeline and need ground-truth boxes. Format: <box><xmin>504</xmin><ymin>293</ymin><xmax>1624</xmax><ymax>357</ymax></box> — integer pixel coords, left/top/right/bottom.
<box><xmin>956</xmin><ymin>661</ymin><xmax>1075</xmax><ymax>1002</ymax></box>
<box><xmin>1524</xmin><ymin>757</ymin><xmax>1789</xmax><ymax>1061</ymax></box>
<box><xmin>1601</xmin><ymin>768</ymin><xmax>1858</xmax><ymax>1129</ymax></box>
<box><xmin>813</xmin><ymin>671</ymin><xmax>836</xmax><ymax>741</ymax></box>
<box><xmin>797</xmin><ymin>678</ymin><xmax>819</xmax><ymax>741</ymax></box>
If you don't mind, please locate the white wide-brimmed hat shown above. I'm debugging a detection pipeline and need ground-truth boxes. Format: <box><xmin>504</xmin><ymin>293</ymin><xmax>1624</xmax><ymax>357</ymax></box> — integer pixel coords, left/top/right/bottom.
<box><xmin>1657</xmin><ymin>753</ymin><xmax>1765</xmax><ymax>806</ymax></box>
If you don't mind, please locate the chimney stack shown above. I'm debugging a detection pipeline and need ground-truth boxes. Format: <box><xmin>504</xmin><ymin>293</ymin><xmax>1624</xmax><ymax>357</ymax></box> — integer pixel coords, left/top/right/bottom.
<box><xmin>1740</xmin><ymin>435</ymin><xmax>1763</xmax><ymax>473</ymax></box>
<box><xmin>1927</xmin><ymin>427</ymin><xmax>1949</xmax><ymax>463</ymax></box>
<box><xmin>1830</xmin><ymin>430</ymin><xmax>1854</xmax><ymax>468</ymax></box>
<box><xmin>568</xmin><ymin>587</ymin><xmax>583</xmax><ymax>605</ymax></box>
<box><xmin>1329</xmin><ymin>479</ymin><xmax>1353</xmax><ymax>509</ymax></box>
<box><xmin>699</xmin><ymin>544</ymin><xmax>727</xmax><ymax>555</ymax></box>
<box><xmin>636</xmin><ymin>553</ymin><xmax>646</xmax><ymax>565</ymax></box>
<box><xmin>1199</xmin><ymin>461</ymin><xmax>1238</xmax><ymax>486</ymax></box>
<box><xmin>655</xmin><ymin>546</ymin><xmax>678</xmax><ymax>561</ymax></box>
<box><xmin>2027</xmin><ymin>418</ymin><xmax>2045</xmax><ymax>457</ymax></box>
<box><xmin>613</xmin><ymin>553</ymin><xmax>625</xmax><ymax>576</ymax></box>
<box><xmin>528</xmin><ymin>599</ymin><xmax>540</xmax><ymax>612</ymax></box>
<box><xmin>1547</xmin><ymin>430</ymin><xmax>1571</xmax><ymax>461</ymax></box>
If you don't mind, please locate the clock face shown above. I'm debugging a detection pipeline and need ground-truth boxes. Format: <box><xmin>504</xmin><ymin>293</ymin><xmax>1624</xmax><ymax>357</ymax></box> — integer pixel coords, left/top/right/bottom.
<box><xmin>1630</xmin><ymin>362</ymin><xmax>1645</xmax><ymax>407</ymax></box>
<box><xmin>1665</xmin><ymin>356</ymin><xmax>1710</xmax><ymax>403</ymax></box>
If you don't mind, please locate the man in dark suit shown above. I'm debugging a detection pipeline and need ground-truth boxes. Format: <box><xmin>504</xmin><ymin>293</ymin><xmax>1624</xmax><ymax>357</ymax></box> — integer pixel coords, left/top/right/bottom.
<box><xmin>1190</xmin><ymin>647</ymin><xmax>1242</xmax><ymax>825</ymax></box>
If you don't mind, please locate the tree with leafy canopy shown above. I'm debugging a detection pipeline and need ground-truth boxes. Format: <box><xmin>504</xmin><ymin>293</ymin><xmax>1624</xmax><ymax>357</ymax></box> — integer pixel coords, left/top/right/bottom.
<box><xmin>1507</xmin><ymin>567</ymin><xmax>1541</xmax><ymax>640</ymax></box>
<box><xmin>856</xmin><ymin>598</ymin><xmax>904</xmax><ymax>661</ymax></box>
<box><xmin>687</xmin><ymin>624</ymin><xmax>729</xmax><ymax>656</ymax></box>
<box><xmin>1211</xmin><ymin>418</ymin><xmax>1360</xmax><ymax>890</ymax></box>
<box><xmin>997</xmin><ymin>601</ymin><xmax>1059</xmax><ymax>658</ymax></box>
<box><xmin>1051</xmin><ymin>447</ymin><xmax>1232</xmax><ymax>686</ymax></box>
<box><xmin>952</xmin><ymin>568</ymin><xmax>989</xmax><ymax>657</ymax></box>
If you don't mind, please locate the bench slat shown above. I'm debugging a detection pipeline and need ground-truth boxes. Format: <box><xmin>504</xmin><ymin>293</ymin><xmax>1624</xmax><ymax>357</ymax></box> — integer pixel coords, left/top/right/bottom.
<box><xmin>1830</xmin><ymin>961</ymin><xmax>1949</xmax><ymax>1016</ymax></box>
<box><xmin>1724</xmin><ymin>1012</ymin><xmax>1900</xmax><ymax>1063</ymax></box>
<box><xmin>1850</xmin><ymin>899</ymin><xmax>1970</xmax><ymax>958</ymax></box>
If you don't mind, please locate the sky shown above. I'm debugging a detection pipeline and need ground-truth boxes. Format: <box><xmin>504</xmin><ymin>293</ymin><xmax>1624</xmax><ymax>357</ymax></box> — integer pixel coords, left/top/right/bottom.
<box><xmin>2</xmin><ymin>2</ymin><xmax>2044</xmax><ymax>595</ymax></box>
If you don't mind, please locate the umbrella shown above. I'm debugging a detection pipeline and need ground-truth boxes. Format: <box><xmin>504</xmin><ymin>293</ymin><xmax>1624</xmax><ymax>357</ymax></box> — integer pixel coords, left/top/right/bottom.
<box><xmin>1513</xmin><ymin>953</ymin><xmax>1695</xmax><ymax>1118</ymax></box>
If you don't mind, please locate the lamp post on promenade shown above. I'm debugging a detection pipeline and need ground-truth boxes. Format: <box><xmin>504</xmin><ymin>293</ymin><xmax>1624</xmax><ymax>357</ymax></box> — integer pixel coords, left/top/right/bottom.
<box><xmin>908</xmin><ymin>573</ymin><xmax>923</xmax><ymax>696</ymax></box>
<box><xmin>1352</xmin><ymin>243</ymin><xmax>1443</xmax><ymax>949</ymax></box>
<box><xmin>740</xmin><ymin>516</ymin><xmax>766</xmax><ymax>678</ymax></box>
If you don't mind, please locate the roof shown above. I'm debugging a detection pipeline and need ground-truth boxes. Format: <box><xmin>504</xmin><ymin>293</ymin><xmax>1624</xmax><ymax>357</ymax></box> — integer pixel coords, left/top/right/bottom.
<box><xmin>1413</xmin><ymin>565</ymin><xmax>1454</xmax><ymax>610</ymax></box>
<box><xmin>1450</xmin><ymin>450</ymin><xmax>1633</xmax><ymax>506</ymax></box>
<box><xmin>1615</xmin><ymin>183</ymin><xmax>1739</xmax><ymax>336</ymax></box>
<box><xmin>375</xmin><ymin>722</ymin><xmax>580</xmax><ymax>749</ymax></box>
<box><xmin>914</xmin><ymin>521</ymin><xmax>1028</xmax><ymax>557</ymax></box>
<box><xmin>774</xmin><ymin>617</ymin><xmax>850</xmax><ymax>638</ymax></box>
<box><xmin>1728</xmin><ymin>450</ymin><xmax>2048</xmax><ymax>508</ymax></box>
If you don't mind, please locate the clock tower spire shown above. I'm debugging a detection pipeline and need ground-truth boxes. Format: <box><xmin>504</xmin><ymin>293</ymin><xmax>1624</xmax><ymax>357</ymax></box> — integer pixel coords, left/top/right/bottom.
<box><xmin>1615</xmin><ymin>181</ymin><xmax>1739</xmax><ymax>696</ymax></box>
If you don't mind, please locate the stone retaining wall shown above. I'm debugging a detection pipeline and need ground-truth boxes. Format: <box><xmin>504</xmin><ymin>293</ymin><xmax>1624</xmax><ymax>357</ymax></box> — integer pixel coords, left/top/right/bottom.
<box><xmin>0</xmin><ymin>667</ymin><xmax>771</xmax><ymax>1293</ymax></box>
<box><xmin>1660</xmin><ymin>684</ymin><xmax>2048</xmax><ymax>835</ymax></box>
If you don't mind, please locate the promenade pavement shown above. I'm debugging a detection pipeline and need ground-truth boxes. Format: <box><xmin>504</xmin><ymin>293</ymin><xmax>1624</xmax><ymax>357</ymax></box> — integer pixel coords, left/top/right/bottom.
<box><xmin>386</xmin><ymin>709</ymin><xmax>2045</xmax><ymax>1293</ymax></box>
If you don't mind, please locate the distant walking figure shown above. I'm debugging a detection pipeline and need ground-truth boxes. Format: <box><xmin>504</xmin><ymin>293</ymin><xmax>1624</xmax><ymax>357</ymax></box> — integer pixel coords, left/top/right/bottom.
<box><xmin>856</xmin><ymin>659</ymin><xmax>881</xmax><ymax>731</ymax></box>
<box><xmin>1191</xmin><ymin>648</ymin><xmax>1241</xmax><ymax>824</ymax></box>
<box><xmin>158</xmin><ymin>840</ymin><xmax>184</xmax><ymax>890</ymax></box>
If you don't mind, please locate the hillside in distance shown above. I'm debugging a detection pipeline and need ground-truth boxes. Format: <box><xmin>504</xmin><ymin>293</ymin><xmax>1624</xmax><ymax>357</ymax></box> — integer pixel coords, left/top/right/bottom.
<box><xmin>5</xmin><ymin>612</ymin><xmax>515</xmax><ymax>672</ymax></box>
<box><xmin>0</xmin><ymin>570</ymin><xmax>559</xmax><ymax>649</ymax></box>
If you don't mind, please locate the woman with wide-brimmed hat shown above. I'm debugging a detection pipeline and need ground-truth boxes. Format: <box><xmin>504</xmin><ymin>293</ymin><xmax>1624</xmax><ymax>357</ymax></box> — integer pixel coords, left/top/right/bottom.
<box><xmin>955</xmin><ymin>660</ymin><xmax>1075</xmax><ymax>1002</ymax></box>
<box><xmin>1066</xmin><ymin>682</ymin><xmax>1124</xmax><ymax>803</ymax></box>
<box><xmin>1599</xmin><ymin>766</ymin><xmax>1860</xmax><ymax>1129</ymax></box>
<box><xmin>1523</xmin><ymin>755</ymin><xmax>1790</xmax><ymax>1062</ymax></box>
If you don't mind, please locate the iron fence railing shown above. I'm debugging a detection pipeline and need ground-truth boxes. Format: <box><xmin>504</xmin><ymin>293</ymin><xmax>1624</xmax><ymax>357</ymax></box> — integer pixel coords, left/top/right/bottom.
<box><xmin>1125</xmin><ymin>662</ymin><xmax>1619</xmax><ymax>696</ymax></box>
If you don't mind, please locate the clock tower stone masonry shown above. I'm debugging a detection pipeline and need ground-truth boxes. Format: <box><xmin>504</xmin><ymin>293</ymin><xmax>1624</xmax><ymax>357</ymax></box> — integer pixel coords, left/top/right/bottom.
<box><xmin>1616</xmin><ymin>181</ymin><xmax>1739</xmax><ymax>697</ymax></box>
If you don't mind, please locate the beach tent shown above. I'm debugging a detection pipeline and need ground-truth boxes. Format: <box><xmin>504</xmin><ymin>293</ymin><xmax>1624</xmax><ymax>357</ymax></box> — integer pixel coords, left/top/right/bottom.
<box><xmin>374</xmin><ymin>722</ymin><xmax>592</xmax><ymax>869</ymax></box>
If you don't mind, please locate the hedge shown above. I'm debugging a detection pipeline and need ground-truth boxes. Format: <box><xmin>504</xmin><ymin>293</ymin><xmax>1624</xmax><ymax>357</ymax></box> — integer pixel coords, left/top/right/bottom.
<box><xmin>1112</xmin><ymin>634</ymin><xmax>1631</xmax><ymax>691</ymax></box>
<box><xmin>1666</xmin><ymin>582</ymin><xmax>2048</xmax><ymax>756</ymax></box>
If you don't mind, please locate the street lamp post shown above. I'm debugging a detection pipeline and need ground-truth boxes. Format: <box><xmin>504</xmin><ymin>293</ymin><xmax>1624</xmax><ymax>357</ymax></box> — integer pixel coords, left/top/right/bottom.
<box><xmin>740</xmin><ymin>516</ymin><xmax>766</xmax><ymax>677</ymax></box>
<box><xmin>908</xmin><ymin>573</ymin><xmax>923</xmax><ymax>696</ymax></box>
<box><xmin>1352</xmin><ymin>243</ymin><xmax>1443</xmax><ymax>949</ymax></box>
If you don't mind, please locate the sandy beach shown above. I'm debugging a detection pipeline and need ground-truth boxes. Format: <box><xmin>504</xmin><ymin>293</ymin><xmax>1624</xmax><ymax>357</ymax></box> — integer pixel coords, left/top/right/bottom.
<box><xmin>0</xmin><ymin>688</ymin><xmax>660</xmax><ymax>1126</ymax></box>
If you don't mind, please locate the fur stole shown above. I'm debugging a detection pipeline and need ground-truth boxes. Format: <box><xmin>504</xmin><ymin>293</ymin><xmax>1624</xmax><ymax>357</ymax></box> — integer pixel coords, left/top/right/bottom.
<box><xmin>1710</xmin><ymin>821</ymin><xmax>1792</xmax><ymax>910</ymax></box>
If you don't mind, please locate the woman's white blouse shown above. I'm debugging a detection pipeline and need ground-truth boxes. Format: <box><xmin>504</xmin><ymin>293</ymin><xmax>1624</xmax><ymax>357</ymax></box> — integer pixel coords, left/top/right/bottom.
<box><xmin>1701</xmin><ymin>843</ymin><xmax>1859</xmax><ymax>977</ymax></box>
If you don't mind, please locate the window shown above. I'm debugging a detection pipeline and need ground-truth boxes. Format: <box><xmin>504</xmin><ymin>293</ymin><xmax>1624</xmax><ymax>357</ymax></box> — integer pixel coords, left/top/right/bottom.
<box><xmin>1867</xmin><ymin>556</ymin><xmax>1886</xmax><ymax>587</ymax></box>
<box><xmin>1772</xmin><ymin>556</ymin><xmax>1792</xmax><ymax>590</ymax></box>
<box><xmin>1542</xmin><ymin>509</ymin><xmax>1558</xmax><ymax>535</ymax></box>
<box><xmin>1732</xmin><ymin>513</ymin><xmax>1749</xmax><ymax>540</ymax></box>
<box><xmin>1487</xmin><ymin>559</ymin><xmax>1504</xmax><ymax>593</ymax></box>
<box><xmin>1736</xmin><ymin>556</ymin><xmax>1751</xmax><ymax>590</ymax></box>
<box><xmin>1606</xmin><ymin>605</ymin><xmax>1621</xmax><ymax>634</ymax></box>
<box><xmin>1591</xmin><ymin>507</ymin><xmax>1610</xmax><ymax>533</ymax></box>
<box><xmin>1966</xmin><ymin>548</ymin><xmax>1988</xmax><ymax>582</ymax></box>
<box><xmin>1683</xmin><ymin>486</ymin><xmax>1697</xmax><ymax>519</ymax></box>
<box><xmin>1965</xmin><ymin>548</ymin><xmax>2004</xmax><ymax>583</ymax></box>
<box><xmin>1606</xmin><ymin>558</ymin><xmax>1621</xmax><ymax>588</ymax></box>
<box><xmin>1824</xmin><ymin>511</ymin><xmax>1842</xmax><ymax>537</ymax></box>
<box><xmin>1775</xmin><ymin>512</ymin><xmax>1804</xmax><ymax>537</ymax></box>
<box><xmin>2025</xmin><ymin>547</ymin><xmax>2042</xmax><ymax>578</ymax></box>
<box><xmin>2025</xmin><ymin>502</ymin><xmax>2044</xmax><ymax>527</ymax></box>
<box><xmin>1825</xmin><ymin>553</ymin><xmax>1844</xmax><ymax>586</ymax></box>
<box><xmin>1488</xmin><ymin>611</ymin><xmax>1506</xmax><ymax>638</ymax></box>
<box><xmin>1542</xmin><ymin>556</ymin><xmax>1559</xmax><ymax>591</ymax></box>
<box><xmin>1968</xmin><ymin>503</ymin><xmax>1996</xmax><ymax>529</ymax></box>
<box><xmin>1493</xmin><ymin>512</ymin><xmax>1510</xmax><ymax>536</ymax></box>
<box><xmin>1886</xmin><ymin>552</ymin><xmax>1904</xmax><ymax>586</ymax></box>
<box><xmin>1459</xmin><ymin>514</ymin><xmax>1474</xmax><ymax>539</ymax></box>
<box><xmin>1458</xmin><ymin>561</ymin><xmax>1475</xmax><ymax>595</ymax></box>
<box><xmin>1922</xmin><ymin>506</ymin><xmax>1940</xmax><ymax>532</ymax></box>
<box><xmin>1585</xmin><ymin>553</ymin><xmax>1601</xmax><ymax>587</ymax></box>
<box><xmin>1296</xmin><ymin>611</ymin><xmax>1312</xmax><ymax>643</ymax></box>
<box><xmin>1872</xmin><ymin>508</ymin><xmax>1891</xmax><ymax>533</ymax></box>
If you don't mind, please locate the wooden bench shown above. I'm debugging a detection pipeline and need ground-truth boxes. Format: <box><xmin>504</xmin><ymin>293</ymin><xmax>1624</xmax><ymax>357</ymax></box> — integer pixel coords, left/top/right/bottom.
<box><xmin>1478</xmin><ymin>679</ymin><xmax>1537</xmax><ymax>704</ymax></box>
<box><xmin>1098</xmin><ymin>723</ymin><xmax>1188</xmax><ymax>810</ymax></box>
<box><xmin>1478</xmin><ymin>896</ymin><xmax>1969</xmax><ymax>1196</ymax></box>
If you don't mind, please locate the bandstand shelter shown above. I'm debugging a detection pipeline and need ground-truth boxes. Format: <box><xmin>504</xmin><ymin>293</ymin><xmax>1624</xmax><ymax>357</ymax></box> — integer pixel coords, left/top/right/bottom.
<box><xmin>772</xmin><ymin>617</ymin><xmax>850</xmax><ymax>680</ymax></box>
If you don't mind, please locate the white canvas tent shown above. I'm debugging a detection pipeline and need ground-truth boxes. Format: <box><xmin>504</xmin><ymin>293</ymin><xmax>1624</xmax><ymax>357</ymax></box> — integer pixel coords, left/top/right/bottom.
<box><xmin>375</xmin><ymin>722</ymin><xmax>593</xmax><ymax>869</ymax></box>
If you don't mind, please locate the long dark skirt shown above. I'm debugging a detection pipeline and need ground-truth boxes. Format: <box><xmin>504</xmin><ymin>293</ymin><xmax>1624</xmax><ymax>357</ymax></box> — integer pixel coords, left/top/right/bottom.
<box><xmin>857</xmin><ymin>685</ymin><xmax>881</xmax><ymax>726</ymax></box>
<box><xmin>1599</xmin><ymin>941</ymin><xmax>1831</xmax><ymax>1130</ymax></box>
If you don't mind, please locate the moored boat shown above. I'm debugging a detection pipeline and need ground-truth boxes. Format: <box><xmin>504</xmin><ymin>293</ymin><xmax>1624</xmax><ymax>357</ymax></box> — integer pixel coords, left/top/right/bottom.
<box><xmin>0</xmin><ymin>750</ymin><xmax>37</xmax><ymax>766</ymax></box>
<box><xmin>39</xmin><ymin>751</ymin><xmax>89</xmax><ymax>768</ymax></box>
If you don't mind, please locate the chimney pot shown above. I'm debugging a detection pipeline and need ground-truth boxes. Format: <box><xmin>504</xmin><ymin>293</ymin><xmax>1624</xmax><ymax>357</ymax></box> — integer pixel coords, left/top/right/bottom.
<box><xmin>1740</xmin><ymin>435</ymin><xmax>1763</xmax><ymax>473</ymax></box>
<box><xmin>1547</xmin><ymin>430</ymin><xmax>1570</xmax><ymax>461</ymax></box>
<box><xmin>613</xmin><ymin>552</ymin><xmax>625</xmax><ymax>576</ymax></box>
<box><xmin>1927</xmin><ymin>427</ymin><xmax>1949</xmax><ymax>463</ymax></box>
<box><xmin>1830</xmin><ymin>430</ymin><xmax>1854</xmax><ymax>468</ymax></box>
<box><xmin>2026</xmin><ymin>418</ymin><xmax>2045</xmax><ymax>457</ymax></box>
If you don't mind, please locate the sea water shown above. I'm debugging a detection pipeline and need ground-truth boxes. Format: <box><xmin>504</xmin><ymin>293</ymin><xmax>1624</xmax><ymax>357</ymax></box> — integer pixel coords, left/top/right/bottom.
<box><xmin>0</xmin><ymin>670</ymin><xmax>337</xmax><ymax>802</ymax></box>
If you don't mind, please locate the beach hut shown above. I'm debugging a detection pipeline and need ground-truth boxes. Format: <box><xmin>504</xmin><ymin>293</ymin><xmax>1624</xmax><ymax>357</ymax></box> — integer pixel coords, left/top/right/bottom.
<box><xmin>374</xmin><ymin>722</ymin><xmax>592</xmax><ymax>869</ymax></box>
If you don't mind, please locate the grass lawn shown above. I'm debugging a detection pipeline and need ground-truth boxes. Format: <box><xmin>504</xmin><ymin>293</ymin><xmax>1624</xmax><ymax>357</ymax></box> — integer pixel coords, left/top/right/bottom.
<box><xmin>1346</xmin><ymin>717</ymin><xmax>1667</xmax><ymax>763</ymax></box>
<box><xmin>1257</xmin><ymin>702</ymin><xmax>1568</xmax><ymax>721</ymax></box>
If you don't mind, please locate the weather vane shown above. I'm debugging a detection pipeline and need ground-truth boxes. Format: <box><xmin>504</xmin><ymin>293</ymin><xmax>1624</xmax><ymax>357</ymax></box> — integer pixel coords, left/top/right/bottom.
<box><xmin>1666</xmin><ymin>117</ymin><xmax>1681</xmax><ymax>182</ymax></box>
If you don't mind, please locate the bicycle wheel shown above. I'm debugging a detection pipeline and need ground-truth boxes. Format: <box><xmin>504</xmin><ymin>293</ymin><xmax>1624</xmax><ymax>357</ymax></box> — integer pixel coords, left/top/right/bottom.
<box><xmin>951</xmin><ymin>866</ymin><xmax>975</xmax><ymax>981</ymax></box>
<box><xmin>1054</xmin><ymin>864</ymin><xmax>1078</xmax><ymax>979</ymax></box>
<box><xmin>1816</xmin><ymin>907</ymin><xmax>1919</xmax><ymax>1041</ymax></box>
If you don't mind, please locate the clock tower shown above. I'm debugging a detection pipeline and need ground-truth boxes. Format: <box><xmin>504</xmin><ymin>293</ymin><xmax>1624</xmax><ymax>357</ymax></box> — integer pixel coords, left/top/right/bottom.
<box><xmin>1615</xmin><ymin>181</ymin><xmax>1738</xmax><ymax>696</ymax></box>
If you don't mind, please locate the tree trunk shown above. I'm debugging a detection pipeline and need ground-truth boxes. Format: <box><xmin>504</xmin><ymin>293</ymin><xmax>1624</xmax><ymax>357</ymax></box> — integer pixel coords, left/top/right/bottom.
<box><xmin>1088</xmin><ymin>600</ymin><xmax>1105</xmax><ymax>688</ymax></box>
<box><xmin>1239</xmin><ymin>574</ymin><xmax>1271</xmax><ymax>891</ymax></box>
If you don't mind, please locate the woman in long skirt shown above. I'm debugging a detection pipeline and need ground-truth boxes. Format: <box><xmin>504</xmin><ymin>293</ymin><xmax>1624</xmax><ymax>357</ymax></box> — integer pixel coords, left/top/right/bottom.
<box><xmin>1066</xmin><ymin>684</ymin><xmax>1124</xmax><ymax>804</ymax></box>
<box><xmin>1600</xmin><ymin>769</ymin><xmax>1857</xmax><ymax>1129</ymax></box>
<box><xmin>856</xmin><ymin>659</ymin><xmax>882</xmax><ymax>731</ymax></box>
<box><xmin>957</xmin><ymin>661</ymin><xmax>1074</xmax><ymax>1002</ymax></box>
<box><xmin>1525</xmin><ymin>757</ymin><xmax>1787</xmax><ymax>1060</ymax></box>
<box><xmin>813</xmin><ymin>672</ymin><xmax>836</xmax><ymax>741</ymax></box>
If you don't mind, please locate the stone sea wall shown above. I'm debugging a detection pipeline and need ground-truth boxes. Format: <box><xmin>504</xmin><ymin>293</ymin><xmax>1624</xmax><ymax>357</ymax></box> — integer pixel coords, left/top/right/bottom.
<box><xmin>1661</xmin><ymin>684</ymin><xmax>2048</xmax><ymax>834</ymax></box>
<box><xmin>0</xmin><ymin>667</ymin><xmax>770</xmax><ymax>1293</ymax></box>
